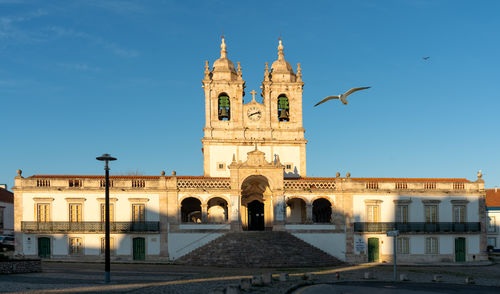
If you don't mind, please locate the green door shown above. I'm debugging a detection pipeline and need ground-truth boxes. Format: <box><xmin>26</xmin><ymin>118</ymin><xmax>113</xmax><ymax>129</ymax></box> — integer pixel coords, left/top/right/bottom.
<box><xmin>38</xmin><ymin>237</ymin><xmax>51</xmax><ymax>258</ymax></box>
<box><xmin>133</xmin><ymin>237</ymin><xmax>145</xmax><ymax>260</ymax></box>
<box><xmin>368</xmin><ymin>238</ymin><xmax>379</xmax><ymax>262</ymax></box>
<box><xmin>455</xmin><ymin>237</ymin><xmax>466</xmax><ymax>262</ymax></box>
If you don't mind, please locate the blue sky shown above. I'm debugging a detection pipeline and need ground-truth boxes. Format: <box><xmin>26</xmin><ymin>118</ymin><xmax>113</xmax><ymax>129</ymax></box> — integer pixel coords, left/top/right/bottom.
<box><xmin>1</xmin><ymin>0</ymin><xmax>499</xmax><ymax>189</ymax></box>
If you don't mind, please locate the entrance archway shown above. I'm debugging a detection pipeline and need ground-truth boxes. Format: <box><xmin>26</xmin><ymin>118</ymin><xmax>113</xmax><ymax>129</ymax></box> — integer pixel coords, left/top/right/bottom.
<box><xmin>240</xmin><ymin>175</ymin><xmax>272</xmax><ymax>231</ymax></box>
<box><xmin>248</xmin><ymin>200</ymin><xmax>265</xmax><ymax>231</ymax></box>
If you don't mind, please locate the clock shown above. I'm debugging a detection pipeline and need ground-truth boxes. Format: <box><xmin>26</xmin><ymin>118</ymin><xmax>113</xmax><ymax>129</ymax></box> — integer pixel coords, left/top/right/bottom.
<box><xmin>247</xmin><ymin>106</ymin><xmax>262</xmax><ymax>121</ymax></box>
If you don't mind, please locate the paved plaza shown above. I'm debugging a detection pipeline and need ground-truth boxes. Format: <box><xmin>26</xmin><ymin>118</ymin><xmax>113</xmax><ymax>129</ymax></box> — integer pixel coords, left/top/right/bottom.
<box><xmin>1</xmin><ymin>258</ymin><xmax>500</xmax><ymax>294</ymax></box>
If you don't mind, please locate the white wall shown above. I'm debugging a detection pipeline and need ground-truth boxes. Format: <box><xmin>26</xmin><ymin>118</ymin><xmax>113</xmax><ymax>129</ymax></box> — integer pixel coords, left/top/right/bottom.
<box><xmin>352</xmin><ymin>194</ymin><xmax>481</xmax><ymax>222</ymax></box>
<box><xmin>292</xmin><ymin>233</ymin><xmax>346</xmax><ymax>261</ymax></box>
<box><xmin>22</xmin><ymin>192</ymin><xmax>160</xmax><ymax>222</ymax></box>
<box><xmin>0</xmin><ymin>201</ymin><xmax>13</xmax><ymax>233</ymax></box>
<box><xmin>168</xmin><ymin>233</ymin><xmax>224</xmax><ymax>260</ymax></box>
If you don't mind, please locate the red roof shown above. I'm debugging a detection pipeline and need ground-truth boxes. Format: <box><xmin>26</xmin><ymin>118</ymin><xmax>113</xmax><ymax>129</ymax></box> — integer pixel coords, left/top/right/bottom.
<box><xmin>32</xmin><ymin>175</ymin><xmax>161</xmax><ymax>180</ymax></box>
<box><xmin>0</xmin><ymin>188</ymin><xmax>13</xmax><ymax>204</ymax></box>
<box><xmin>30</xmin><ymin>175</ymin><xmax>229</xmax><ymax>180</ymax></box>
<box><xmin>29</xmin><ymin>175</ymin><xmax>470</xmax><ymax>183</ymax></box>
<box><xmin>486</xmin><ymin>189</ymin><xmax>500</xmax><ymax>207</ymax></box>
<box><xmin>351</xmin><ymin>178</ymin><xmax>470</xmax><ymax>182</ymax></box>
<box><xmin>286</xmin><ymin>177</ymin><xmax>470</xmax><ymax>182</ymax></box>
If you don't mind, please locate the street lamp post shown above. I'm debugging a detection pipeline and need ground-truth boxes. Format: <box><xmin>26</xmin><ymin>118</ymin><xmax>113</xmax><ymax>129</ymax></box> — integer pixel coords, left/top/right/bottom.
<box><xmin>96</xmin><ymin>153</ymin><xmax>117</xmax><ymax>283</ymax></box>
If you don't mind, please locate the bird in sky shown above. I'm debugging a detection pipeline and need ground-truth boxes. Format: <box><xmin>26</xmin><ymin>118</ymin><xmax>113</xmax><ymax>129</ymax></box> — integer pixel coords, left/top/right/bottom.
<box><xmin>423</xmin><ymin>56</ymin><xmax>430</xmax><ymax>60</ymax></box>
<box><xmin>314</xmin><ymin>87</ymin><xmax>371</xmax><ymax>107</ymax></box>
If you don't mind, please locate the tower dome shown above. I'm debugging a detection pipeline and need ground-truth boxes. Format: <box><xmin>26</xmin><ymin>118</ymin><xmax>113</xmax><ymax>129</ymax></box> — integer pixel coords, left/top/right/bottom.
<box><xmin>212</xmin><ymin>37</ymin><xmax>238</xmax><ymax>80</ymax></box>
<box><xmin>270</xmin><ymin>40</ymin><xmax>296</xmax><ymax>82</ymax></box>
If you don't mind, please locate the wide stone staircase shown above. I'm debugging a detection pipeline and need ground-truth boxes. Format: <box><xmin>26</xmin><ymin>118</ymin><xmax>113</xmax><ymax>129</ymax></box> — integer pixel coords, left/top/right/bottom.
<box><xmin>175</xmin><ymin>231</ymin><xmax>344</xmax><ymax>267</ymax></box>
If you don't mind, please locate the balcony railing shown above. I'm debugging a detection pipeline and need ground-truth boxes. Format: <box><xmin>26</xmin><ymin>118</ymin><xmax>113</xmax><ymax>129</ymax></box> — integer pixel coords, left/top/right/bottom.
<box><xmin>354</xmin><ymin>222</ymin><xmax>481</xmax><ymax>233</ymax></box>
<box><xmin>21</xmin><ymin>221</ymin><xmax>160</xmax><ymax>233</ymax></box>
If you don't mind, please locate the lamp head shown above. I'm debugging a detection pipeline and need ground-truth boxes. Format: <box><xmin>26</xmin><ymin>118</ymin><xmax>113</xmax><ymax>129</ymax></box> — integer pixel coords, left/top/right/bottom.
<box><xmin>96</xmin><ymin>154</ymin><xmax>117</xmax><ymax>162</ymax></box>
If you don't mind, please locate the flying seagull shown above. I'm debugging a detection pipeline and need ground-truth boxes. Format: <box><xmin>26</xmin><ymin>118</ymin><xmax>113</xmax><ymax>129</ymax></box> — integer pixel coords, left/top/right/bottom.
<box><xmin>314</xmin><ymin>87</ymin><xmax>371</xmax><ymax>107</ymax></box>
<box><xmin>423</xmin><ymin>56</ymin><xmax>430</xmax><ymax>60</ymax></box>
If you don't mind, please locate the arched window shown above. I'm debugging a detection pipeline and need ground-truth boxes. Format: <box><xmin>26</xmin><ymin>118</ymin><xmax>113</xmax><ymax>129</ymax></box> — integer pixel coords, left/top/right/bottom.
<box><xmin>181</xmin><ymin>197</ymin><xmax>202</xmax><ymax>223</ymax></box>
<box><xmin>277</xmin><ymin>94</ymin><xmax>289</xmax><ymax>122</ymax></box>
<box><xmin>313</xmin><ymin>198</ymin><xmax>332</xmax><ymax>223</ymax></box>
<box><xmin>218</xmin><ymin>93</ymin><xmax>230</xmax><ymax>121</ymax></box>
<box><xmin>286</xmin><ymin>198</ymin><xmax>306</xmax><ymax>223</ymax></box>
<box><xmin>207</xmin><ymin>197</ymin><xmax>228</xmax><ymax>223</ymax></box>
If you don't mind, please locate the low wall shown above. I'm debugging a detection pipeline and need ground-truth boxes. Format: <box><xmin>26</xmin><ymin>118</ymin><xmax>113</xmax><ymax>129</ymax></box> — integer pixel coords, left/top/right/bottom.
<box><xmin>0</xmin><ymin>259</ymin><xmax>42</xmax><ymax>274</ymax></box>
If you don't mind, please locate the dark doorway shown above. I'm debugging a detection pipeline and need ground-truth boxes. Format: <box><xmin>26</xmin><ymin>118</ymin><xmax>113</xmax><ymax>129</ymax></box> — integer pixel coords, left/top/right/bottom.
<box><xmin>248</xmin><ymin>200</ymin><xmax>264</xmax><ymax>231</ymax></box>
<box><xmin>455</xmin><ymin>237</ymin><xmax>466</xmax><ymax>262</ymax></box>
<box><xmin>133</xmin><ymin>237</ymin><xmax>146</xmax><ymax>260</ymax></box>
<box><xmin>368</xmin><ymin>237</ymin><xmax>379</xmax><ymax>262</ymax></box>
<box><xmin>38</xmin><ymin>237</ymin><xmax>50</xmax><ymax>258</ymax></box>
<box><xmin>312</xmin><ymin>198</ymin><xmax>332</xmax><ymax>223</ymax></box>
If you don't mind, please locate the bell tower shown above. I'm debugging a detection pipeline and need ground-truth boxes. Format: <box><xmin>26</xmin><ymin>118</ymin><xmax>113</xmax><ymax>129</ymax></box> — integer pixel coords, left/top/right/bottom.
<box><xmin>202</xmin><ymin>38</ymin><xmax>307</xmax><ymax>178</ymax></box>
<box><xmin>202</xmin><ymin>37</ymin><xmax>246</xmax><ymax>176</ymax></box>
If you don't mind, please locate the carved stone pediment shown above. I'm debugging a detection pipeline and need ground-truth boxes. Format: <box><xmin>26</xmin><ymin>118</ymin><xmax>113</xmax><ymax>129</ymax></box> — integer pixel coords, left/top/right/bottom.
<box><xmin>245</xmin><ymin>149</ymin><xmax>268</xmax><ymax>167</ymax></box>
<box><xmin>229</xmin><ymin>147</ymin><xmax>283</xmax><ymax>169</ymax></box>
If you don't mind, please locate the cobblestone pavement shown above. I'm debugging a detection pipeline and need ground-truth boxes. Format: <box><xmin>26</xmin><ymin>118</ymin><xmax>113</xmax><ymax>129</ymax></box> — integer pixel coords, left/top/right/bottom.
<box><xmin>0</xmin><ymin>257</ymin><xmax>499</xmax><ymax>294</ymax></box>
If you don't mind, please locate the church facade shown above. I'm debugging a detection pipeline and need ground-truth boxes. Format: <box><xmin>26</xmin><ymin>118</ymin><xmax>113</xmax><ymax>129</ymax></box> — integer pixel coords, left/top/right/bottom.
<box><xmin>13</xmin><ymin>39</ymin><xmax>487</xmax><ymax>263</ymax></box>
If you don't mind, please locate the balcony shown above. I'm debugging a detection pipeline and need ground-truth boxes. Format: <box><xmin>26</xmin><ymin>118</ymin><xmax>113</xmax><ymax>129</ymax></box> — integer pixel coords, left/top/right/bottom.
<box><xmin>354</xmin><ymin>222</ymin><xmax>481</xmax><ymax>233</ymax></box>
<box><xmin>21</xmin><ymin>221</ymin><xmax>160</xmax><ymax>233</ymax></box>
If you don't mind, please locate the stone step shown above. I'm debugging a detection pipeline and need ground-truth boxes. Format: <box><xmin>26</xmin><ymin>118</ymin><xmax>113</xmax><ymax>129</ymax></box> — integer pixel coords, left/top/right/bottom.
<box><xmin>175</xmin><ymin>231</ymin><xmax>344</xmax><ymax>268</ymax></box>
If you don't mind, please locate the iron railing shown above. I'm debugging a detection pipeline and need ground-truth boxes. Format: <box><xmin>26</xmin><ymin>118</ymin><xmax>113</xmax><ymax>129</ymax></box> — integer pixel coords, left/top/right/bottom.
<box><xmin>354</xmin><ymin>222</ymin><xmax>481</xmax><ymax>233</ymax></box>
<box><xmin>21</xmin><ymin>221</ymin><xmax>160</xmax><ymax>233</ymax></box>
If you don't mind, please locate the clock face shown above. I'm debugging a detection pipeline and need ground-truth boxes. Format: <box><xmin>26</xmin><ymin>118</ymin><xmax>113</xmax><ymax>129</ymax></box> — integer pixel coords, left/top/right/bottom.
<box><xmin>247</xmin><ymin>106</ymin><xmax>262</xmax><ymax>121</ymax></box>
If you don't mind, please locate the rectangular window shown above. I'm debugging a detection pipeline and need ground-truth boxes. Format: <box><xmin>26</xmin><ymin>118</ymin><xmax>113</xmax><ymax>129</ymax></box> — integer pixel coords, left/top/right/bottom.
<box><xmin>487</xmin><ymin>237</ymin><xmax>496</xmax><ymax>248</ymax></box>
<box><xmin>488</xmin><ymin>216</ymin><xmax>496</xmax><ymax>233</ymax></box>
<box><xmin>37</xmin><ymin>203</ymin><xmax>50</xmax><ymax>222</ymax></box>
<box><xmin>100</xmin><ymin>237</ymin><xmax>115</xmax><ymax>255</ymax></box>
<box><xmin>424</xmin><ymin>205</ymin><xmax>438</xmax><ymax>223</ymax></box>
<box><xmin>366</xmin><ymin>205</ymin><xmax>380</xmax><ymax>222</ymax></box>
<box><xmin>397</xmin><ymin>237</ymin><xmax>410</xmax><ymax>254</ymax></box>
<box><xmin>131</xmin><ymin>180</ymin><xmax>145</xmax><ymax>188</ymax></box>
<box><xmin>100</xmin><ymin>203</ymin><xmax>114</xmax><ymax>222</ymax></box>
<box><xmin>396</xmin><ymin>205</ymin><xmax>408</xmax><ymax>223</ymax></box>
<box><xmin>69</xmin><ymin>237</ymin><xmax>82</xmax><ymax>255</ymax></box>
<box><xmin>100</xmin><ymin>179</ymin><xmax>114</xmax><ymax>188</ymax></box>
<box><xmin>68</xmin><ymin>180</ymin><xmax>82</xmax><ymax>187</ymax></box>
<box><xmin>453</xmin><ymin>205</ymin><xmax>466</xmax><ymax>223</ymax></box>
<box><xmin>216</xmin><ymin>162</ymin><xmax>226</xmax><ymax>171</ymax></box>
<box><xmin>425</xmin><ymin>237</ymin><xmax>439</xmax><ymax>254</ymax></box>
<box><xmin>36</xmin><ymin>179</ymin><xmax>50</xmax><ymax>187</ymax></box>
<box><xmin>69</xmin><ymin>204</ymin><xmax>82</xmax><ymax>222</ymax></box>
<box><xmin>0</xmin><ymin>207</ymin><xmax>4</xmax><ymax>229</ymax></box>
<box><xmin>132</xmin><ymin>204</ymin><xmax>145</xmax><ymax>222</ymax></box>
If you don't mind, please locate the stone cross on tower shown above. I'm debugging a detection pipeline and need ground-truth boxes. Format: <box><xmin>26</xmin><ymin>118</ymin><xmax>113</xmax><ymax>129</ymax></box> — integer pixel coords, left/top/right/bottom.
<box><xmin>250</xmin><ymin>89</ymin><xmax>257</xmax><ymax>101</ymax></box>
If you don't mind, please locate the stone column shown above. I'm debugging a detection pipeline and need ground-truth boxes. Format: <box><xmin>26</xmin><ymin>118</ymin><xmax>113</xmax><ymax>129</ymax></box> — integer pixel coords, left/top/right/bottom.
<box><xmin>13</xmin><ymin>173</ymin><xmax>24</xmax><ymax>256</ymax></box>
<box><xmin>306</xmin><ymin>203</ymin><xmax>313</xmax><ymax>223</ymax></box>
<box><xmin>158</xmin><ymin>173</ymin><xmax>169</xmax><ymax>260</ymax></box>
<box><xmin>230</xmin><ymin>193</ymin><xmax>241</xmax><ymax>231</ymax></box>
<box><xmin>478</xmin><ymin>192</ymin><xmax>489</xmax><ymax>261</ymax></box>
<box><xmin>341</xmin><ymin>193</ymin><xmax>356</xmax><ymax>263</ymax></box>
<box><xmin>201</xmin><ymin>204</ymin><xmax>208</xmax><ymax>223</ymax></box>
<box><xmin>273</xmin><ymin>194</ymin><xmax>285</xmax><ymax>230</ymax></box>
<box><xmin>166</xmin><ymin>173</ymin><xmax>178</xmax><ymax>231</ymax></box>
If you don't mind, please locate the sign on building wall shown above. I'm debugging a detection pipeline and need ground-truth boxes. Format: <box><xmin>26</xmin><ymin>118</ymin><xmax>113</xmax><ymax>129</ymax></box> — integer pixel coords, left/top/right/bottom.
<box><xmin>355</xmin><ymin>238</ymin><xmax>365</xmax><ymax>253</ymax></box>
